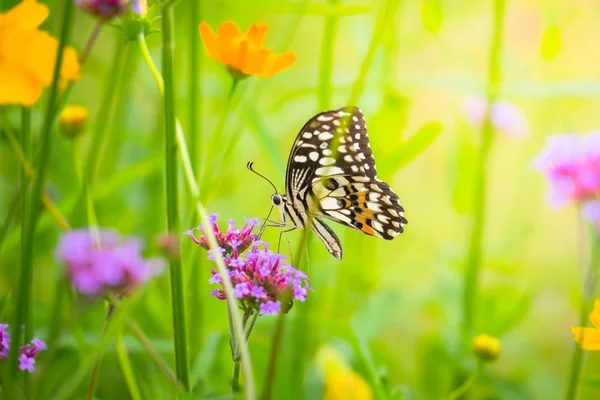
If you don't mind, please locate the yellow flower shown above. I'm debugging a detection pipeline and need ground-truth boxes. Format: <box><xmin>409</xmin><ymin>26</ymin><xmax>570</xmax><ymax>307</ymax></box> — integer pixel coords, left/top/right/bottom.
<box><xmin>572</xmin><ymin>300</ymin><xmax>600</xmax><ymax>350</ymax></box>
<box><xmin>472</xmin><ymin>334</ymin><xmax>502</xmax><ymax>362</ymax></box>
<box><xmin>316</xmin><ymin>346</ymin><xmax>373</xmax><ymax>400</ymax></box>
<box><xmin>0</xmin><ymin>0</ymin><xmax>80</xmax><ymax>106</ymax></box>
<box><xmin>59</xmin><ymin>105</ymin><xmax>88</xmax><ymax>138</ymax></box>
<box><xmin>199</xmin><ymin>21</ymin><xmax>296</xmax><ymax>78</ymax></box>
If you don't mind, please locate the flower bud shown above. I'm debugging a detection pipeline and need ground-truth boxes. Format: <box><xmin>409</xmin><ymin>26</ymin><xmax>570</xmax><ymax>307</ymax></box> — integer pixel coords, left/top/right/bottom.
<box><xmin>472</xmin><ymin>334</ymin><xmax>502</xmax><ymax>362</ymax></box>
<box><xmin>59</xmin><ymin>105</ymin><xmax>88</xmax><ymax>138</ymax></box>
<box><xmin>131</xmin><ymin>0</ymin><xmax>147</xmax><ymax>16</ymax></box>
<box><xmin>74</xmin><ymin>0</ymin><xmax>128</xmax><ymax>21</ymax></box>
<box><xmin>156</xmin><ymin>232</ymin><xmax>180</xmax><ymax>261</ymax></box>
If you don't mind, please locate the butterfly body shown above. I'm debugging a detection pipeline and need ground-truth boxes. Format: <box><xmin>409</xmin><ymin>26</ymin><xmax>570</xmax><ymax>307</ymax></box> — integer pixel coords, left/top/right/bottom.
<box><xmin>273</xmin><ymin>107</ymin><xmax>407</xmax><ymax>259</ymax></box>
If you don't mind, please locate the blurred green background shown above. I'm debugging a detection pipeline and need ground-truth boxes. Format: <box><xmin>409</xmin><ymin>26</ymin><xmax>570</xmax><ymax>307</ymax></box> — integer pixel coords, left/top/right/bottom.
<box><xmin>1</xmin><ymin>0</ymin><xmax>599</xmax><ymax>398</ymax></box>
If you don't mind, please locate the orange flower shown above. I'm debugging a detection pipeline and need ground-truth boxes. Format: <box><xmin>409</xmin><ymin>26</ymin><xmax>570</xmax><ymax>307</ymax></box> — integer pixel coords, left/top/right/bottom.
<box><xmin>572</xmin><ymin>300</ymin><xmax>600</xmax><ymax>350</ymax></box>
<box><xmin>199</xmin><ymin>21</ymin><xmax>296</xmax><ymax>78</ymax></box>
<box><xmin>0</xmin><ymin>0</ymin><xmax>80</xmax><ymax>106</ymax></box>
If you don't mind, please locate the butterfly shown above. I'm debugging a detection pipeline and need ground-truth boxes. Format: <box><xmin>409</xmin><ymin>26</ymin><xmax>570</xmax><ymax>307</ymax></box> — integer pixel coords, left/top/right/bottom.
<box><xmin>269</xmin><ymin>106</ymin><xmax>407</xmax><ymax>259</ymax></box>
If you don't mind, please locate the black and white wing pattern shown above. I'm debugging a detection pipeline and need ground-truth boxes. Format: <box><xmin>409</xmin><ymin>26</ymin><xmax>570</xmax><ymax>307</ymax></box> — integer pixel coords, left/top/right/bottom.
<box><xmin>280</xmin><ymin>106</ymin><xmax>407</xmax><ymax>259</ymax></box>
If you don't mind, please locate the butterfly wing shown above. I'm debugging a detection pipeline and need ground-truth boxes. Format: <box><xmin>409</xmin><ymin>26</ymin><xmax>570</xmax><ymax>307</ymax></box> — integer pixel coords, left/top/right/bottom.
<box><xmin>284</xmin><ymin>107</ymin><xmax>407</xmax><ymax>258</ymax></box>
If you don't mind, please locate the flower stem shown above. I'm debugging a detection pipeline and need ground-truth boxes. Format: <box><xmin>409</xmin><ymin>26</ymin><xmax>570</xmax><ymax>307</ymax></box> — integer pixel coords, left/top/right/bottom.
<box><xmin>0</xmin><ymin>113</ymin><xmax>70</xmax><ymax>231</ymax></box>
<box><xmin>161</xmin><ymin>4</ymin><xmax>190</xmax><ymax>392</ymax></box>
<box><xmin>565</xmin><ymin>222</ymin><xmax>600</xmax><ymax>399</ymax></box>
<box><xmin>20</xmin><ymin>107</ymin><xmax>32</xmax><ymax>340</ymax></box>
<box><xmin>231</xmin><ymin>309</ymin><xmax>258</xmax><ymax>393</ymax></box>
<box><xmin>86</xmin><ymin>302</ymin><xmax>115</xmax><ymax>400</ymax></box>
<box><xmin>7</xmin><ymin>0</ymin><xmax>74</xmax><ymax>381</ymax></box>
<box><xmin>263</xmin><ymin>311</ymin><xmax>286</xmax><ymax>400</ymax></box>
<box><xmin>137</xmin><ymin>31</ymin><xmax>255</xmax><ymax>400</ymax></box>
<box><xmin>79</xmin><ymin>23</ymin><xmax>102</xmax><ymax>66</ymax></box>
<box><xmin>461</xmin><ymin>0</ymin><xmax>506</xmax><ymax>348</ymax></box>
<box><xmin>448</xmin><ymin>362</ymin><xmax>483</xmax><ymax>400</ymax></box>
<box><xmin>126</xmin><ymin>319</ymin><xmax>183</xmax><ymax>390</ymax></box>
<box><xmin>188</xmin><ymin>0</ymin><xmax>201</xmax><ymax>170</ymax></box>
<box><xmin>318</xmin><ymin>0</ymin><xmax>340</xmax><ymax>111</ymax></box>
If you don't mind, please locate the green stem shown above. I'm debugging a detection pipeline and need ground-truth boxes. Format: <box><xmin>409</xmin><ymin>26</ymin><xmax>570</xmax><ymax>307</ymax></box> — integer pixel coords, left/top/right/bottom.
<box><xmin>0</xmin><ymin>190</ymin><xmax>19</xmax><ymax>252</ymax></box>
<box><xmin>318</xmin><ymin>0</ymin><xmax>340</xmax><ymax>111</ymax></box>
<box><xmin>448</xmin><ymin>362</ymin><xmax>483</xmax><ymax>400</ymax></box>
<box><xmin>565</xmin><ymin>223</ymin><xmax>600</xmax><ymax>399</ymax></box>
<box><xmin>461</xmin><ymin>0</ymin><xmax>506</xmax><ymax>346</ymax></box>
<box><xmin>126</xmin><ymin>318</ymin><xmax>183</xmax><ymax>391</ymax></box>
<box><xmin>86</xmin><ymin>303</ymin><xmax>114</xmax><ymax>400</ymax></box>
<box><xmin>79</xmin><ymin>23</ymin><xmax>102</xmax><ymax>66</ymax></box>
<box><xmin>232</xmin><ymin>310</ymin><xmax>258</xmax><ymax>393</ymax></box>
<box><xmin>189</xmin><ymin>0</ymin><xmax>201</xmax><ymax>171</ymax></box>
<box><xmin>116</xmin><ymin>331</ymin><xmax>143</xmax><ymax>400</ymax></box>
<box><xmin>20</xmin><ymin>107</ymin><xmax>32</xmax><ymax>342</ymax></box>
<box><xmin>263</xmin><ymin>312</ymin><xmax>286</xmax><ymax>400</ymax></box>
<box><xmin>8</xmin><ymin>0</ymin><xmax>74</xmax><ymax>381</ymax></box>
<box><xmin>161</xmin><ymin>5</ymin><xmax>190</xmax><ymax>392</ymax></box>
<box><xmin>137</xmin><ymin>32</ymin><xmax>255</xmax><ymax>400</ymax></box>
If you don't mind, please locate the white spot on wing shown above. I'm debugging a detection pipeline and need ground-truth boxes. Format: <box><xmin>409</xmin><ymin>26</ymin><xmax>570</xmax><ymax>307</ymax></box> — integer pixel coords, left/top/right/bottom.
<box><xmin>319</xmin><ymin>157</ymin><xmax>336</xmax><ymax>166</ymax></box>
<box><xmin>322</xmin><ymin>149</ymin><xmax>332</xmax><ymax>156</ymax></box>
<box><xmin>318</xmin><ymin>131</ymin><xmax>334</xmax><ymax>141</ymax></box>
<box><xmin>309</xmin><ymin>151</ymin><xmax>319</xmax><ymax>161</ymax></box>
<box><xmin>294</xmin><ymin>155</ymin><xmax>307</xmax><ymax>163</ymax></box>
<box><xmin>302</xmin><ymin>132</ymin><xmax>312</xmax><ymax>139</ymax></box>
<box><xmin>316</xmin><ymin>166</ymin><xmax>344</xmax><ymax>176</ymax></box>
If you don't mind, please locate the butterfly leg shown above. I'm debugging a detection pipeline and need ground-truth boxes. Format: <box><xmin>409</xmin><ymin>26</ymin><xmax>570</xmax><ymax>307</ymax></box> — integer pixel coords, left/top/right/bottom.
<box><xmin>277</xmin><ymin>227</ymin><xmax>296</xmax><ymax>261</ymax></box>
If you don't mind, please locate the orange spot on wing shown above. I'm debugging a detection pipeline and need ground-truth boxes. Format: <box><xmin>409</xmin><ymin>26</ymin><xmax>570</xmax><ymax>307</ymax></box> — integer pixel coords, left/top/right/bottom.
<box><xmin>361</xmin><ymin>225</ymin><xmax>376</xmax><ymax>235</ymax></box>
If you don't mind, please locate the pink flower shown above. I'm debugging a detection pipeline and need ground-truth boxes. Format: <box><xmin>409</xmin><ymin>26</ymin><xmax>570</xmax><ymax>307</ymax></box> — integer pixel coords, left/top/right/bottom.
<box><xmin>462</xmin><ymin>95</ymin><xmax>529</xmax><ymax>140</ymax></box>
<box><xmin>532</xmin><ymin>132</ymin><xmax>600</xmax><ymax>208</ymax></box>
<box><xmin>0</xmin><ymin>324</ymin><xmax>47</xmax><ymax>373</ymax></box>
<box><xmin>58</xmin><ymin>229</ymin><xmax>163</xmax><ymax>297</ymax></box>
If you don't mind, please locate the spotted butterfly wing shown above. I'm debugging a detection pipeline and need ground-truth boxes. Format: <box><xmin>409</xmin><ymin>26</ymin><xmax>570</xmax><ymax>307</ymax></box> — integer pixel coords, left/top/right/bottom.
<box><xmin>279</xmin><ymin>106</ymin><xmax>407</xmax><ymax>259</ymax></box>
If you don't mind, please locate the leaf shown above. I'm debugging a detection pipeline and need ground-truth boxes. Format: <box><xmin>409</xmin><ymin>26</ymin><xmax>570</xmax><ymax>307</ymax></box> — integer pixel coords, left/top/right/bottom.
<box><xmin>450</xmin><ymin>127</ymin><xmax>476</xmax><ymax>214</ymax></box>
<box><xmin>421</xmin><ymin>0</ymin><xmax>444</xmax><ymax>33</ymax></box>
<box><xmin>383</xmin><ymin>121</ymin><xmax>443</xmax><ymax>172</ymax></box>
<box><xmin>541</xmin><ymin>26</ymin><xmax>561</xmax><ymax>60</ymax></box>
<box><xmin>189</xmin><ymin>331</ymin><xmax>227</xmax><ymax>391</ymax></box>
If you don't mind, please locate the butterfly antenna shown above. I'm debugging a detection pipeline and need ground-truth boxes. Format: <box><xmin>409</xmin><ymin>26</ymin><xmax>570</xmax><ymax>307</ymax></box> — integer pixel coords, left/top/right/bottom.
<box><xmin>247</xmin><ymin>162</ymin><xmax>278</xmax><ymax>193</ymax></box>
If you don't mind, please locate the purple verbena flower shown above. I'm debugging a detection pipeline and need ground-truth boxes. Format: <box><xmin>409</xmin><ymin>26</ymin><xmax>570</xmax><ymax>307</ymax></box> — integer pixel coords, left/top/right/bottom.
<box><xmin>18</xmin><ymin>354</ymin><xmax>35</xmax><ymax>372</ymax></box>
<box><xmin>185</xmin><ymin>214</ymin><xmax>259</xmax><ymax>257</ymax></box>
<box><xmin>533</xmin><ymin>131</ymin><xmax>600</xmax><ymax>208</ymax></box>
<box><xmin>57</xmin><ymin>229</ymin><xmax>163</xmax><ymax>297</ymax></box>
<box><xmin>0</xmin><ymin>324</ymin><xmax>47</xmax><ymax>373</ymax></box>
<box><xmin>260</xmin><ymin>301</ymin><xmax>281</xmax><ymax>315</ymax></box>
<box><xmin>0</xmin><ymin>324</ymin><xmax>10</xmax><ymax>358</ymax></box>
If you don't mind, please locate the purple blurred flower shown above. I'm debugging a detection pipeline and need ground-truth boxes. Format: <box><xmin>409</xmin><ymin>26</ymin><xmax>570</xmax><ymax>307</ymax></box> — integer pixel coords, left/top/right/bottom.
<box><xmin>74</xmin><ymin>0</ymin><xmax>128</xmax><ymax>20</ymax></box>
<box><xmin>57</xmin><ymin>229</ymin><xmax>163</xmax><ymax>297</ymax></box>
<box><xmin>0</xmin><ymin>324</ymin><xmax>47</xmax><ymax>373</ymax></box>
<box><xmin>186</xmin><ymin>216</ymin><xmax>311</xmax><ymax>315</ymax></box>
<box><xmin>462</xmin><ymin>95</ymin><xmax>529</xmax><ymax>140</ymax></box>
<box><xmin>0</xmin><ymin>324</ymin><xmax>10</xmax><ymax>358</ymax></box>
<box><xmin>532</xmin><ymin>131</ymin><xmax>600</xmax><ymax>208</ymax></box>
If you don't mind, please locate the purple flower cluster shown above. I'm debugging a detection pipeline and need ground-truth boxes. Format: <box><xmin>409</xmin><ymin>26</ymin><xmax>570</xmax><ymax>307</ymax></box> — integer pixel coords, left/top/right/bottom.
<box><xmin>532</xmin><ymin>132</ymin><xmax>600</xmax><ymax>220</ymax></box>
<box><xmin>185</xmin><ymin>215</ymin><xmax>311</xmax><ymax>315</ymax></box>
<box><xmin>74</xmin><ymin>0</ymin><xmax>128</xmax><ymax>20</ymax></box>
<box><xmin>57</xmin><ymin>229</ymin><xmax>163</xmax><ymax>297</ymax></box>
<box><xmin>0</xmin><ymin>324</ymin><xmax>47</xmax><ymax>373</ymax></box>
<box><xmin>462</xmin><ymin>95</ymin><xmax>529</xmax><ymax>140</ymax></box>
<box><xmin>185</xmin><ymin>215</ymin><xmax>259</xmax><ymax>257</ymax></box>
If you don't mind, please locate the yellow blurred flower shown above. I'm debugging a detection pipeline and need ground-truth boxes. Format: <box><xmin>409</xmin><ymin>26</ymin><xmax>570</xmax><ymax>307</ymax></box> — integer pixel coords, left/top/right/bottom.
<box><xmin>572</xmin><ymin>300</ymin><xmax>600</xmax><ymax>350</ymax></box>
<box><xmin>199</xmin><ymin>21</ymin><xmax>296</xmax><ymax>78</ymax></box>
<box><xmin>59</xmin><ymin>105</ymin><xmax>88</xmax><ymax>138</ymax></box>
<box><xmin>316</xmin><ymin>346</ymin><xmax>373</xmax><ymax>400</ymax></box>
<box><xmin>472</xmin><ymin>334</ymin><xmax>502</xmax><ymax>362</ymax></box>
<box><xmin>0</xmin><ymin>0</ymin><xmax>80</xmax><ymax>106</ymax></box>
